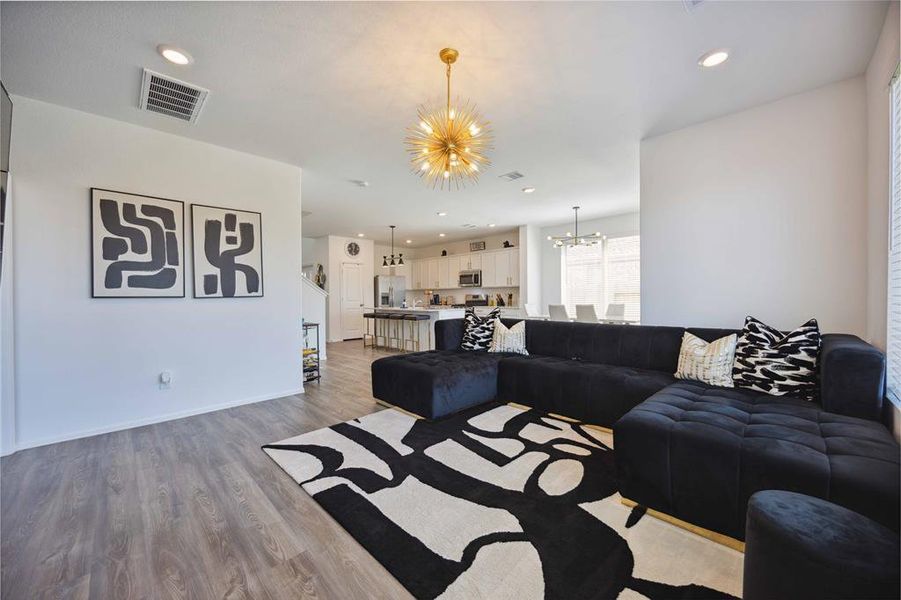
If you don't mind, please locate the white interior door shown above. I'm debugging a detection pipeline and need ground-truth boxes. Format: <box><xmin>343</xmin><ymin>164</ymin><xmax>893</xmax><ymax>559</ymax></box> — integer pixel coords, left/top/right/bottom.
<box><xmin>340</xmin><ymin>262</ymin><xmax>364</xmax><ymax>340</ymax></box>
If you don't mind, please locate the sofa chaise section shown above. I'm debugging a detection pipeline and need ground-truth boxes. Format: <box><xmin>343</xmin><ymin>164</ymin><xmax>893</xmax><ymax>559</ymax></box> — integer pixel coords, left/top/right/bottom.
<box><xmin>615</xmin><ymin>333</ymin><xmax>900</xmax><ymax>540</ymax></box>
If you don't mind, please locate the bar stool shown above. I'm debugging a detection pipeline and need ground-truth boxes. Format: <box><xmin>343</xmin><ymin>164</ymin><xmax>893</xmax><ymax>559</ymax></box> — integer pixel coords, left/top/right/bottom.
<box><xmin>373</xmin><ymin>312</ymin><xmax>390</xmax><ymax>349</ymax></box>
<box><xmin>362</xmin><ymin>312</ymin><xmax>377</xmax><ymax>348</ymax></box>
<box><xmin>388</xmin><ymin>313</ymin><xmax>406</xmax><ymax>351</ymax></box>
<box><xmin>403</xmin><ymin>313</ymin><xmax>431</xmax><ymax>352</ymax></box>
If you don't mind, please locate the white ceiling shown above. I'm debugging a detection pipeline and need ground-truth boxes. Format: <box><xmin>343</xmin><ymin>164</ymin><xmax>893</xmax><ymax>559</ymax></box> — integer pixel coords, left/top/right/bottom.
<box><xmin>0</xmin><ymin>1</ymin><xmax>887</xmax><ymax>246</ymax></box>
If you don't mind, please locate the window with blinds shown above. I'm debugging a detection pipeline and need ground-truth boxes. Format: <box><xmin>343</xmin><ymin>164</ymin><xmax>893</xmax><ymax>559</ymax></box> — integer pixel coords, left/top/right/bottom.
<box><xmin>561</xmin><ymin>234</ymin><xmax>640</xmax><ymax>321</ymax></box>
<box><xmin>887</xmin><ymin>66</ymin><xmax>901</xmax><ymax>404</ymax></box>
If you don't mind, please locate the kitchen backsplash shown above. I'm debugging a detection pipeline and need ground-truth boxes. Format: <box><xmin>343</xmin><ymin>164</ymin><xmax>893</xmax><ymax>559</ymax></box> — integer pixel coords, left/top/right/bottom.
<box><xmin>405</xmin><ymin>288</ymin><xmax>518</xmax><ymax>308</ymax></box>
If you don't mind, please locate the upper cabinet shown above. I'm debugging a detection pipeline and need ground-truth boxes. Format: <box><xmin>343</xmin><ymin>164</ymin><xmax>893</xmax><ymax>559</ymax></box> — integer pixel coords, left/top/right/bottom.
<box><xmin>405</xmin><ymin>247</ymin><xmax>519</xmax><ymax>290</ymax></box>
<box><xmin>425</xmin><ymin>258</ymin><xmax>442</xmax><ymax>288</ymax></box>
<box><xmin>437</xmin><ymin>259</ymin><xmax>451</xmax><ymax>289</ymax></box>
<box><xmin>507</xmin><ymin>248</ymin><xmax>519</xmax><ymax>286</ymax></box>
<box><xmin>480</xmin><ymin>248</ymin><xmax>519</xmax><ymax>287</ymax></box>
<box><xmin>446</xmin><ymin>255</ymin><xmax>462</xmax><ymax>287</ymax></box>
<box><xmin>410</xmin><ymin>261</ymin><xmax>423</xmax><ymax>289</ymax></box>
<box><xmin>394</xmin><ymin>261</ymin><xmax>411</xmax><ymax>282</ymax></box>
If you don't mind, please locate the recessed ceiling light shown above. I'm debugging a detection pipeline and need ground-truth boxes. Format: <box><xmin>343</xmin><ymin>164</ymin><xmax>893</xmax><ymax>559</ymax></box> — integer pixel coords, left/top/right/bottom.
<box><xmin>488</xmin><ymin>223</ymin><xmax>496</xmax><ymax>228</ymax></box>
<box><xmin>357</xmin><ymin>233</ymin><xmax>365</xmax><ymax>237</ymax></box>
<box><xmin>439</xmin><ymin>233</ymin><xmax>446</xmax><ymax>237</ymax></box>
<box><xmin>437</xmin><ymin>211</ymin><xmax>447</xmax><ymax>217</ymax></box>
<box><xmin>157</xmin><ymin>44</ymin><xmax>193</xmax><ymax>66</ymax></box>
<box><xmin>406</xmin><ymin>239</ymin><xmax>412</xmax><ymax>244</ymax></box>
<box><xmin>522</xmin><ymin>187</ymin><xmax>536</xmax><ymax>194</ymax></box>
<box><xmin>698</xmin><ymin>49</ymin><xmax>729</xmax><ymax>68</ymax></box>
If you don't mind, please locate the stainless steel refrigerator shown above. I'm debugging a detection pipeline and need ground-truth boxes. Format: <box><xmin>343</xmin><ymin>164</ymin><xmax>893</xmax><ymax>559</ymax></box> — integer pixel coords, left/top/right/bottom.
<box><xmin>374</xmin><ymin>275</ymin><xmax>406</xmax><ymax>308</ymax></box>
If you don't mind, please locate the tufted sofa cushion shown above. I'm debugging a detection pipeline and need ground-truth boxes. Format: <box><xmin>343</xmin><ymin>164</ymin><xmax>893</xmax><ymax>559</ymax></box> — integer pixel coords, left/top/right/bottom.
<box><xmin>615</xmin><ymin>381</ymin><xmax>901</xmax><ymax>540</ymax></box>
<box><xmin>497</xmin><ymin>355</ymin><xmax>676</xmax><ymax>427</ymax></box>
<box><xmin>371</xmin><ymin>350</ymin><xmax>512</xmax><ymax>419</ymax></box>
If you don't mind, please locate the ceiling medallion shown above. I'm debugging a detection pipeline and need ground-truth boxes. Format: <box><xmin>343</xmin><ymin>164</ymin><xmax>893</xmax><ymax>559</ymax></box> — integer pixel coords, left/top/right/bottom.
<box><xmin>547</xmin><ymin>206</ymin><xmax>604</xmax><ymax>248</ymax></box>
<box><xmin>406</xmin><ymin>48</ymin><xmax>493</xmax><ymax>190</ymax></box>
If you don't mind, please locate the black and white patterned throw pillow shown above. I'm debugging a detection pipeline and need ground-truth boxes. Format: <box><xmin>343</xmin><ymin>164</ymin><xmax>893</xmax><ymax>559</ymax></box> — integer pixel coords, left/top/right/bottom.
<box><xmin>732</xmin><ymin>315</ymin><xmax>821</xmax><ymax>400</ymax></box>
<box><xmin>460</xmin><ymin>307</ymin><xmax>501</xmax><ymax>351</ymax></box>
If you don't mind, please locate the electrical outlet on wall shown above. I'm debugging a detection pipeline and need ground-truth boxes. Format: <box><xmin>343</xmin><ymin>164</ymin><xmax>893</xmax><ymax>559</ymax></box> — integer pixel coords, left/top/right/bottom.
<box><xmin>159</xmin><ymin>371</ymin><xmax>172</xmax><ymax>390</ymax></box>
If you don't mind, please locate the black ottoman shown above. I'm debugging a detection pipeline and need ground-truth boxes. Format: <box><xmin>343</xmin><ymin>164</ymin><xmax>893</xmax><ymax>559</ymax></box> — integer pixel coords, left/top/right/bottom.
<box><xmin>371</xmin><ymin>350</ymin><xmax>507</xmax><ymax>419</ymax></box>
<box><xmin>744</xmin><ymin>490</ymin><xmax>900</xmax><ymax>600</ymax></box>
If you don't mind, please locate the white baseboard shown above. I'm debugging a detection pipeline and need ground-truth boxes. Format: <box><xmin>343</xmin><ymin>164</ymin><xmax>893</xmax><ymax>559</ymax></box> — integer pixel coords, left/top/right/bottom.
<box><xmin>9</xmin><ymin>386</ymin><xmax>305</xmax><ymax>454</ymax></box>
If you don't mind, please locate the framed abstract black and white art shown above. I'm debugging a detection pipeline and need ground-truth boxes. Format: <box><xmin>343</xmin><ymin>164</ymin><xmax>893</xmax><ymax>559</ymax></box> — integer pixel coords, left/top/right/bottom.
<box><xmin>91</xmin><ymin>188</ymin><xmax>185</xmax><ymax>298</ymax></box>
<box><xmin>191</xmin><ymin>204</ymin><xmax>263</xmax><ymax>298</ymax></box>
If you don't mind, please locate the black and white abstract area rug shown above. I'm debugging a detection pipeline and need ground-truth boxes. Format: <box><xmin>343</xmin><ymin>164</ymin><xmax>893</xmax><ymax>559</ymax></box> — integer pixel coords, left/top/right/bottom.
<box><xmin>263</xmin><ymin>403</ymin><xmax>742</xmax><ymax>599</ymax></box>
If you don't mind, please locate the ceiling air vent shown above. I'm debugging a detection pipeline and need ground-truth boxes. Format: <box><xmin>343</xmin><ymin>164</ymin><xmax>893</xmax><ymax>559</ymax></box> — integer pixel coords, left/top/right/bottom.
<box><xmin>498</xmin><ymin>171</ymin><xmax>524</xmax><ymax>181</ymax></box>
<box><xmin>139</xmin><ymin>68</ymin><xmax>209</xmax><ymax>124</ymax></box>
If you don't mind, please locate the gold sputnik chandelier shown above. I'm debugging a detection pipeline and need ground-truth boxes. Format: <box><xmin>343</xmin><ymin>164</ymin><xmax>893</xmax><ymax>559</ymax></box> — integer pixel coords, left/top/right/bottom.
<box><xmin>406</xmin><ymin>48</ymin><xmax>493</xmax><ymax>190</ymax></box>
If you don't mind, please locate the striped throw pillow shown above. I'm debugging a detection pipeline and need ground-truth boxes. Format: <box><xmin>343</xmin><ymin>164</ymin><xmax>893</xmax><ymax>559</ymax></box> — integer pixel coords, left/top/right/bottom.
<box><xmin>489</xmin><ymin>319</ymin><xmax>528</xmax><ymax>355</ymax></box>
<box><xmin>675</xmin><ymin>332</ymin><xmax>738</xmax><ymax>387</ymax></box>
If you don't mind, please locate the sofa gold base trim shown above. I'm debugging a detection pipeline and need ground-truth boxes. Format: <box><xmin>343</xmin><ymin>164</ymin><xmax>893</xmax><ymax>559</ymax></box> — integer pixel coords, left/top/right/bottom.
<box><xmin>620</xmin><ymin>497</ymin><xmax>745</xmax><ymax>552</ymax></box>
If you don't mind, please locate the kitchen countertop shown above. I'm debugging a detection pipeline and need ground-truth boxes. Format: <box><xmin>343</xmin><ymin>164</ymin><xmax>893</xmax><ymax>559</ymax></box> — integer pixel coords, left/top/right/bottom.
<box><xmin>365</xmin><ymin>307</ymin><xmax>464</xmax><ymax>314</ymax></box>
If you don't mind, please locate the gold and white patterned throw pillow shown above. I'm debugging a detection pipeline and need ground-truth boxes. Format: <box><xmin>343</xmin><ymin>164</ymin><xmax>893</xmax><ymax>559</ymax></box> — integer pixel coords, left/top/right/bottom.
<box><xmin>489</xmin><ymin>319</ymin><xmax>528</xmax><ymax>355</ymax></box>
<box><xmin>675</xmin><ymin>332</ymin><xmax>737</xmax><ymax>387</ymax></box>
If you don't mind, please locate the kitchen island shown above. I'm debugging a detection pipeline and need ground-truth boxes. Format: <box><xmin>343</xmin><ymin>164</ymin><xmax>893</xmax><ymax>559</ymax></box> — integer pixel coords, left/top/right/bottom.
<box><xmin>366</xmin><ymin>307</ymin><xmax>464</xmax><ymax>351</ymax></box>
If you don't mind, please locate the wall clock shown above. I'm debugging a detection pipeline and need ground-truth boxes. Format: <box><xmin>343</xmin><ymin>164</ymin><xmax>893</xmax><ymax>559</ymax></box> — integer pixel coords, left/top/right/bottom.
<box><xmin>345</xmin><ymin>241</ymin><xmax>361</xmax><ymax>257</ymax></box>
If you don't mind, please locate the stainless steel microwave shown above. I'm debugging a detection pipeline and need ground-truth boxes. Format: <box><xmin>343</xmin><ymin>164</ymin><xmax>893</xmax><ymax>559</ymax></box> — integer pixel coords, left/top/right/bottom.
<box><xmin>459</xmin><ymin>270</ymin><xmax>482</xmax><ymax>287</ymax></box>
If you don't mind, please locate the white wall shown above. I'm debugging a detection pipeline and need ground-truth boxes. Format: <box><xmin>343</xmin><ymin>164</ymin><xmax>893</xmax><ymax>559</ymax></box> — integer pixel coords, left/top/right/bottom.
<box><xmin>540</xmin><ymin>212</ymin><xmax>640</xmax><ymax>313</ymax></box>
<box><xmin>865</xmin><ymin>2</ymin><xmax>900</xmax><ymax>351</ymax></box>
<box><xmin>301</xmin><ymin>237</ymin><xmax>318</xmax><ymax>268</ymax></box>
<box><xmin>10</xmin><ymin>97</ymin><xmax>303</xmax><ymax>449</ymax></box>
<box><xmin>413</xmin><ymin>230</ymin><xmax>519</xmax><ymax>258</ymax></box>
<box><xmin>324</xmin><ymin>235</ymin><xmax>373</xmax><ymax>342</ymax></box>
<box><xmin>1</xmin><ymin>175</ymin><xmax>16</xmax><ymax>455</ymax></box>
<box><xmin>641</xmin><ymin>77</ymin><xmax>868</xmax><ymax>334</ymax></box>
<box><xmin>518</xmin><ymin>224</ymin><xmax>542</xmax><ymax>311</ymax></box>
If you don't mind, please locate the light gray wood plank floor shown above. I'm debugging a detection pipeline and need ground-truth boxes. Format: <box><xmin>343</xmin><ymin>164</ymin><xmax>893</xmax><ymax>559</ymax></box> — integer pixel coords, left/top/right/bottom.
<box><xmin>1</xmin><ymin>341</ymin><xmax>413</xmax><ymax>600</ymax></box>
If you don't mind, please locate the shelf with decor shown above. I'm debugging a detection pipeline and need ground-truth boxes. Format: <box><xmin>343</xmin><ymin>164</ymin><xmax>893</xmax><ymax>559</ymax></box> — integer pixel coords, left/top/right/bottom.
<box><xmin>302</xmin><ymin>322</ymin><xmax>321</xmax><ymax>383</ymax></box>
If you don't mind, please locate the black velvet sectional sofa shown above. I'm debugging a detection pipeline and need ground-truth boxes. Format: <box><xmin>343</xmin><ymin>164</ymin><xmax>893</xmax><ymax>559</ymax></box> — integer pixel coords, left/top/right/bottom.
<box><xmin>371</xmin><ymin>318</ymin><xmax>900</xmax><ymax>541</ymax></box>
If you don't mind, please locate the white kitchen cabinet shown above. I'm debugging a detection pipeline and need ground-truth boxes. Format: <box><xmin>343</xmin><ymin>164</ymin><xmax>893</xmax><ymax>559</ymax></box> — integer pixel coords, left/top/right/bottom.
<box><xmin>481</xmin><ymin>251</ymin><xmax>498</xmax><ymax>286</ymax></box>
<box><xmin>494</xmin><ymin>250</ymin><xmax>511</xmax><ymax>287</ymax></box>
<box><xmin>410</xmin><ymin>260</ymin><xmax>423</xmax><ymax>289</ymax></box>
<box><xmin>446</xmin><ymin>255</ymin><xmax>462</xmax><ymax>287</ymax></box>
<box><xmin>460</xmin><ymin>253</ymin><xmax>479</xmax><ymax>271</ymax></box>
<box><xmin>394</xmin><ymin>261</ymin><xmax>411</xmax><ymax>283</ymax></box>
<box><xmin>427</xmin><ymin>259</ymin><xmax>440</xmax><ymax>289</ymax></box>
<box><xmin>507</xmin><ymin>248</ymin><xmax>520</xmax><ymax>286</ymax></box>
<box><xmin>479</xmin><ymin>248</ymin><xmax>519</xmax><ymax>287</ymax></box>
<box><xmin>407</xmin><ymin>248</ymin><xmax>519</xmax><ymax>291</ymax></box>
<box><xmin>438</xmin><ymin>258</ymin><xmax>451</xmax><ymax>289</ymax></box>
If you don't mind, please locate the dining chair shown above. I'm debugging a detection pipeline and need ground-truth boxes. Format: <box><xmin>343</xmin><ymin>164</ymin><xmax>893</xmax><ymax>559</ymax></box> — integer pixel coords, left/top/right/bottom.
<box><xmin>548</xmin><ymin>304</ymin><xmax>570</xmax><ymax>321</ymax></box>
<box><xmin>575</xmin><ymin>304</ymin><xmax>599</xmax><ymax>323</ymax></box>
<box><xmin>605</xmin><ymin>303</ymin><xmax>626</xmax><ymax>321</ymax></box>
<box><xmin>524</xmin><ymin>303</ymin><xmax>540</xmax><ymax>318</ymax></box>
